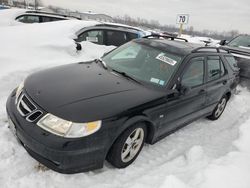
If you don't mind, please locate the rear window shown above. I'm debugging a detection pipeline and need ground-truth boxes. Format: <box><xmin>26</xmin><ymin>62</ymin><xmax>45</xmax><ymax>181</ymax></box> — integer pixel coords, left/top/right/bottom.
<box><xmin>224</xmin><ymin>56</ymin><xmax>238</xmax><ymax>71</ymax></box>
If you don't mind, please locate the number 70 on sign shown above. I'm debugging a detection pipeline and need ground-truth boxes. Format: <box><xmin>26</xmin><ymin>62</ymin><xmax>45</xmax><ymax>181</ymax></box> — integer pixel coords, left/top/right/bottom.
<box><xmin>176</xmin><ymin>14</ymin><xmax>189</xmax><ymax>24</ymax></box>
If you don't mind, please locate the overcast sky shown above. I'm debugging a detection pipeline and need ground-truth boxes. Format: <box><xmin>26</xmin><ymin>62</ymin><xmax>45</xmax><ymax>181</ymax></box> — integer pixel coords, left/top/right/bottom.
<box><xmin>42</xmin><ymin>0</ymin><xmax>249</xmax><ymax>33</ymax></box>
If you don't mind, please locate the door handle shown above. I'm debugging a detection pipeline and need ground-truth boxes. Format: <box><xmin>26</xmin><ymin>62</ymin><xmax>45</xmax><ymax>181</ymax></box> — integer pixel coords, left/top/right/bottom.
<box><xmin>199</xmin><ymin>89</ymin><xmax>206</xmax><ymax>94</ymax></box>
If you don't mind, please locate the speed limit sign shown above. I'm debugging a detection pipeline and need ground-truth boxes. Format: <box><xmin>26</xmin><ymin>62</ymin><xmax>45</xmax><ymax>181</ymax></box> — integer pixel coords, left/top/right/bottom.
<box><xmin>176</xmin><ymin>14</ymin><xmax>189</xmax><ymax>25</ymax></box>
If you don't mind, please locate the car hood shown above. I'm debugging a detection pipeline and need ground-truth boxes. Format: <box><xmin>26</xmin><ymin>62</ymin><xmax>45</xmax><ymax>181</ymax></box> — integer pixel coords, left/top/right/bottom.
<box><xmin>25</xmin><ymin>62</ymin><xmax>166</xmax><ymax>122</ymax></box>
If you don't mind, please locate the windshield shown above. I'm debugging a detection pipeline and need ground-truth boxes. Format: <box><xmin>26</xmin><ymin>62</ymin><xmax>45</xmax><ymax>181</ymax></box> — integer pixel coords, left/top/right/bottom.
<box><xmin>102</xmin><ymin>41</ymin><xmax>183</xmax><ymax>87</ymax></box>
<box><xmin>228</xmin><ymin>35</ymin><xmax>250</xmax><ymax>48</ymax></box>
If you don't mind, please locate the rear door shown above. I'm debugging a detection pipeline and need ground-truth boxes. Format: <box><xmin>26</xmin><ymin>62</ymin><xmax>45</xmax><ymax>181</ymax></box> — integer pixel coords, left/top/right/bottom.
<box><xmin>205</xmin><ymin>55</ymin><xmax>228</xmax><ymax>107</ymax></box>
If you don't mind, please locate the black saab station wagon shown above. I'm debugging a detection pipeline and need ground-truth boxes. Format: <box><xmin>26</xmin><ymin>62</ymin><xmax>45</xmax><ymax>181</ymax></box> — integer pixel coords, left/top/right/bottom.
<box><xmin>6</xmin><ymin>35</ymin><xmax>239</xmax><ymax>173</ymax></box>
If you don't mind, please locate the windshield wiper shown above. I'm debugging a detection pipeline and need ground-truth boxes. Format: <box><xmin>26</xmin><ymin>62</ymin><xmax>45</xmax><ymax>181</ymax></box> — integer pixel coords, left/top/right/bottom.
<box><xmin>111</xmin><ymin>69</ymin><xmax>141</xmax><ymax>85</ymax></box>
<box><xmin>95</xmin><ymin>58</ymin><xmax>107</xmax><ymax>69</ymax></box>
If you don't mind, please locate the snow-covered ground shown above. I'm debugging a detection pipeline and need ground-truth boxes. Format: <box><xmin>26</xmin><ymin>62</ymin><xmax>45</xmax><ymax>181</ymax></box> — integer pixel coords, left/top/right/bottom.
<box><xmin>0</xmin><ymin>8</ymin><xmax>26</xmax><ymax>26</ymax></box>
<box><xmin>1</xmin><ymin>9</ymin><xmax>250</xmax><ymax>188</ymax></box>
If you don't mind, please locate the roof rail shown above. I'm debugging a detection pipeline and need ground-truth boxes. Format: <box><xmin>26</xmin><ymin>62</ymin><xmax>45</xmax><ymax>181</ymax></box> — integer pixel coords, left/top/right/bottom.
<box><xmin>25</xmin><ymin>11</ymin><xmax>81</xmax><ymax>20</ymax></box>
<box><xmin>143</xmin><ymin>34</ymin><xmax>188</xmax><ymax>42</ymax></box>
<box><xmin>96</xmin><ymin>23</ymin><xmax>141</xmax><ymax>31</ymax></box>
<box><xmin>192</xmin><ymin>46</ymin><xmax>230</xmax><ymax>53</ymax></box>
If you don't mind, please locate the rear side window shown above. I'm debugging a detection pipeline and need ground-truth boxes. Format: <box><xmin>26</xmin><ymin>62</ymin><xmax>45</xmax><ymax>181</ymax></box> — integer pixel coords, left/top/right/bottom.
<box><xmin>77</xmin><ymin>30</ymin><xmax>104</xmax><ymax>45</ymax></box>
<box><xmin>41</xmin><ymin>17</ymin><xmax>64</xmax><ymax>22</ymax></box>
<box><xmin>126</xmin><ymin>32</ymin><xmax>138</xmax><ymax>41</ymax></box>
<box><xmin>225</xmin><ymin>56</ymin><xmax>238</xmax><ymax>71</ymax></box>
<box><xmin>106</xmin><ymin>30</ymin><xmax>127</xmax><ymax>46</ymax></box>
<box><xmin>207</xmin><ymin>56</ymin><xmax>225</xmax><ymax>82</ymax></box>
<box><xmin>182</xmin><ymin>57</ymin><xmax>205</xmax><ymax>88</ymax></box>
<box><xmin>41</xmin><ymin>16</ymin><xmax>51</xmax><ymax>22</ymax></box>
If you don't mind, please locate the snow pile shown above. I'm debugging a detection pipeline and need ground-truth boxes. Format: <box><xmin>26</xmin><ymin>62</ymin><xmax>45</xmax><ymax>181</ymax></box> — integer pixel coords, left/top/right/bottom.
<box><xmin>0</xmin><ymin>18</ymin><xmax>113</xmax><ymax>77</ymax></box>
<box><xmin>198</xmin><ymin>118</ymin><xmax>250</xmax><ymax>188</ymax></box>
<box><xmin>181</xmin><ymin>34</ymin><xmax>220</xmax><ymax>46</ymax></box>
<box><xmin>0</xmin><ymin>8</ymin><xmax>26</xmax><ymax>26</ymax></box>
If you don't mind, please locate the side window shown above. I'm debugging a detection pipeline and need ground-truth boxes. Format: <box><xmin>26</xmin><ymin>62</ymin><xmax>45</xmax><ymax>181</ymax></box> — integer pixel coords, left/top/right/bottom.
<box><xmin>16</xmin><ymin>15</ymin><xmax>26</xmax><ymax>23</ymax></box>
<box><xmin>182</xmin><ymin>57</ymin><xmax>204</xmax><ymax>88</ymax></box>
<box><xmin>50</xmin><ymin>17</ymin><xmax>65</xmax><ymax>21</ymax></box>
<box><xmin>126</xmin><ymin>32</ymin><xmax>138</xmax><ymax>41</ymax></box>
<box><xmin>207</xmin><ymin>56</ymin><xmax>225</xmax><ymax>82</ymax></box>
<box><xmin>41</xmin><ymin>16</ymin><xmax>51</xmax><ymax>23</ymax></box>
<box><xmin>77</xmin><ymin>30</ymin><xmax>104</xmax><ymax>45</ymax></box>
<box><xmin>17</xmin><ymin>15</ymin><xmax>40</xmax><ymax>23</ymax></box>
<box><xmin>106</xmin><ymin>30</ymin><xmax>127</xmax><ymax>46</ymax></box>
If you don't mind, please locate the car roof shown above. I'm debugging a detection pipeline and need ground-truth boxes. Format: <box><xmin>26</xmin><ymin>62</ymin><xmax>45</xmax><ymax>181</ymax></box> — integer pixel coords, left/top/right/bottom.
<box><xmin>75</xmin><ymin>22</ymin><xmax>146</xmax><ymax>36</ymax></box>
<box><xmin>22</xmin><ymin>11</ymin><xmax>79</xmax><ymax>20</ymax></box>
<box><xmin>96</xmin><ymin>22</ymin><xmax>144</xmax><ymax>32</ymax></box>
<box><xmin>135</xmin><ymin>38</ymin><xmax>202</xmax><ymax>55</ymax></box>
<box><xmin>135</xmin><ymin>38</ymin><xmax>231</xmax><ymax>56</ymax></box>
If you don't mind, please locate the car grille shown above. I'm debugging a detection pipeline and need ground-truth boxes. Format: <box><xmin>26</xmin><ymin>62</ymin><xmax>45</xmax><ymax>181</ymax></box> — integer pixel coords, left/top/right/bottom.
<box><xmin>16</xmin><ymin>92</ymin><xmax>43</xmax><ymax>122</ymax></box>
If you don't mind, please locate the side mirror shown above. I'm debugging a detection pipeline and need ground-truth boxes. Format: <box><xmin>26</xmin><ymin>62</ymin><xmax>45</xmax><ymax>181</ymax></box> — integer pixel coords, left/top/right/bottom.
<box><xmin>179</xmin><ymin>85</ymin><xmax>191</xmax><ymax>95</ymax></box>
<box><xmin>76</xmin><ymin>42</ymin><xmax>82</xmax><ymax>51</ymax></box>
<box><xmin>219</xmin><ymin>40</ymin><xmax>227</xmax><ymax>46</ymax></box>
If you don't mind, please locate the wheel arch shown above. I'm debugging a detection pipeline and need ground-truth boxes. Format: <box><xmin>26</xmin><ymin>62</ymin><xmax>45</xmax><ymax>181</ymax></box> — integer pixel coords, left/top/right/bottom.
<box><xmin>105</xmin><ymin>115</ymin><xmax>157</xmax><ymax>159</ymax></box>
<box><xmin>225</xmin><ymin>91</ymin><xmax>232</xmax><ymax>100</ymax></box>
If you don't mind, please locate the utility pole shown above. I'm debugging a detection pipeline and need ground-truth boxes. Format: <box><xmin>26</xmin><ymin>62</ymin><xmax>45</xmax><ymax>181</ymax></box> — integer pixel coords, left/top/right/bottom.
<box><xmin>34</xmin><ymin>0</ymin><xmax>37</xmax><ymax>10</ymax></box>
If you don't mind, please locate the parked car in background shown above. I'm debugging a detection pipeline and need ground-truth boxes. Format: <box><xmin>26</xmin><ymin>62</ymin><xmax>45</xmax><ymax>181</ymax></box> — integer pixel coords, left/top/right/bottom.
<box><xmin>75</xmin><ymin>23</ymin><xmax>147</xmax><ymax>46</ymax></box>
<box><xmin>15</xmin><ymin>11</ymin><xmax>79</xmax><ymax>24</ymax></box>
<box><xmin>220</xmin><ymin>35</ymin><xmax>250</xmax><ymax>78</ymax></box>
<box><xmin>7</xmin><ymin>35</ymin><xmax>239</xmax><ymax>173</ymax></box>
<box><xmin>0</xmin><ymin>5</ymin><xmax>10</xmax><ymax>10</ymax></box>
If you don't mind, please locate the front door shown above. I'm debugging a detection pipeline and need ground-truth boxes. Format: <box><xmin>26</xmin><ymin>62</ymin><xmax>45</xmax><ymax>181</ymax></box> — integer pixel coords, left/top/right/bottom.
<box><xmin>158</xmin><ymin>56</ymin><xmax>207</xmax><ymax>136</ymax></box>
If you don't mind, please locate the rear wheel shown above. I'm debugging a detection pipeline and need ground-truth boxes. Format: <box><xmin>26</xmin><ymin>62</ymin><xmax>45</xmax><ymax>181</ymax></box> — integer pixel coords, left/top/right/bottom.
<box><xmin>207</xmin><ymin>95</ymin><xmax>228</xmax><ymax>120</ymax></box>
<box><xmin>107</xmin><ymin>123</ymin><xmax>147</xmax><ymax>168</ymax></box>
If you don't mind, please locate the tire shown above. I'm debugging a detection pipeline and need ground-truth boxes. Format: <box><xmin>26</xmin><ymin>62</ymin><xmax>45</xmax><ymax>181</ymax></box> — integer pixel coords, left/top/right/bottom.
<box><xmin>207</xmin><ymin>95</ymin><xmax>228</xmax><ymax>120</ymax></box>
<box><xmin>107</xmin><ymin>122</ymin><xmax>147</xmax><ymax>168</ymax></box>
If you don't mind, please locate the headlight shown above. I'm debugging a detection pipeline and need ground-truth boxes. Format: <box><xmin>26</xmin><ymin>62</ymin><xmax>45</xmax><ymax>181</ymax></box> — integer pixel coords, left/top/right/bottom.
<box><xmin>15</xmin><ymin>81</ymin><xmax>24</xmax><ymax>103</ymax></box>
<box><xmin>37</xmin><ymin>113</ymin><xmax>101</xmax><ymax>138</ymax></box>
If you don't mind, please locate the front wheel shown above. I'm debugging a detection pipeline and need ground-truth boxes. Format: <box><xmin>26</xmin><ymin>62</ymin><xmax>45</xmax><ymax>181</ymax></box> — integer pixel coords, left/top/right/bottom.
<box><xmin>107</xmin><ymin>123</ymin><xmax>147</xmax><ymax>168</ymax></box>
<box><xmin>207</xmin><ymin>95</ymin><xmax>228</xmax><ymax>120</ymax></box>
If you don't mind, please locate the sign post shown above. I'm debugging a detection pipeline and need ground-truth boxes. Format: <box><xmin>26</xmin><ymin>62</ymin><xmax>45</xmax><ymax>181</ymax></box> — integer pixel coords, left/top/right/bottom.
<box><xmin>176</xmin><ymin>14</ymin><xmax>189</xmax><ymax>36</ymax></box>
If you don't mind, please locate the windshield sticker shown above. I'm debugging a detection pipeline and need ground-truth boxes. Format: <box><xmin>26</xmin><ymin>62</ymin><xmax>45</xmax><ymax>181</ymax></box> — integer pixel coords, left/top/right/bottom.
<box><xmin>156</xmin><ymin>53</ymin><xmax>177</xmax><ymax>66</ymax></box>
<box><xmin>150</xmin><ymin>78</ymin><xmax>160</xmax><ymax>84</ymax></box>
<box><xmin>159</xmin><ymin>80</ymin><xmax>165</xmax><ymax>86</ymax></box>
<box><xmin>150</xmin><ymin>78</ymin><xmax>165</xmax><ymax>86</ymax></box>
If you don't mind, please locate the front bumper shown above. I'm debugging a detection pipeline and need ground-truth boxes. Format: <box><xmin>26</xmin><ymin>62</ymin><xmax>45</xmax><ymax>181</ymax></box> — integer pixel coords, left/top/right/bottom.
<box><xmin>6</xmin><ymin>90</ymin><xmax>109</xmax><ymax>174</ymax></box>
